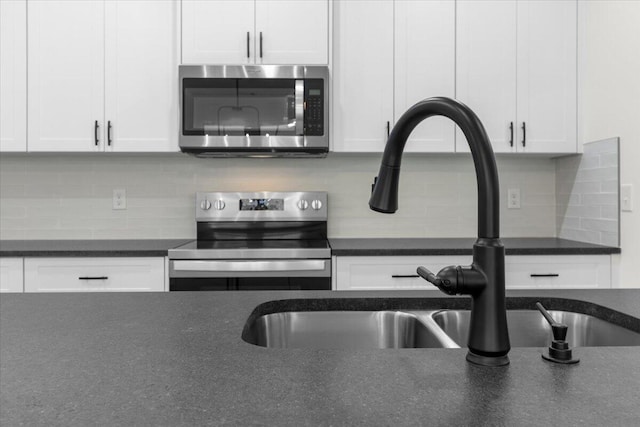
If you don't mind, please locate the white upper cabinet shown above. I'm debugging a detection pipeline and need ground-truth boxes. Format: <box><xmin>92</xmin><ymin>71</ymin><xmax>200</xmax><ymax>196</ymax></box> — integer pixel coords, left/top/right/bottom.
<box><xmin>182</xmin><ymin>0</ymin><xmax>255</xmax><ymax>64</ymax></box>
<box><xmin>516</xmin><ymin>0</ymin><xmax>577</xmax><ymax>154</ymax></box>
<box><xmin>181</xmin><ymin>0</ymin><xmax>329</xmax><ymax>65</ymax></box>
<box><xmin>254</xmin><ymin>0</ymin><xmax>329</xmax><ymax>65</ymax></box>
<box><xmin>333</xmin><ymin>0</ymin><xmax>455</xmax><ymax>153</ymax></box>
<box><xmin>104</xmin><ymin>0</ymin><xmax>179</xmax><ymax>152</ymax></box>
<box><xmin>0</xmin><ymin>0</ymin><xmax>27</xmax><ymax>152</ymax></box>
<box><xmin>28</xmin><ymin>0</ymin><xmax>105</xmax><ymax>152</ymax></box>
<box><xmin>456</xmin><ymin>0</ymin><xmax>577</xmax><ymax>154</ymax></box>
<box><xmin>27</xmin><ymin>0</ymin><xmax>179</xmax><ymax>153</ymax></box>
<box><xmin>456</xmin><ymin>0</ymin><xmax>517</xmax><ymax>153</ymax></box>
<box><xmin>395</xmin><ymin>0</ymin><xmax>455</xmax><ymax>153</ymax></box>
<box><xmin>332</xmin><ymin>0</ymin><xmax>394</xmax><ymax>152</ymax></box>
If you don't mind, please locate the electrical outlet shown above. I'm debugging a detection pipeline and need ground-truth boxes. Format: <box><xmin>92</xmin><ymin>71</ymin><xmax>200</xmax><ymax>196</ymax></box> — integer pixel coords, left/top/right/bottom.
<box><xmin>621</xmin><ymin>184</ymin><xmax>633</xmax><ymax>212</ymax></box>
<box><xmin>113</xmin><ymin>189</ymin><xmax>126</xmax><ymax>210</ymax></box>
<box><xmin>508</xmin><ymin>188</ymin><xmax>521</xmax><ymax>209</ymax></box>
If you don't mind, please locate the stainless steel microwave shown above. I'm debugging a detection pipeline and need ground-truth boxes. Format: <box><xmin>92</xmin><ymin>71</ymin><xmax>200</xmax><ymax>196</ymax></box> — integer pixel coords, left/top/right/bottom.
<box><xmin>179</xmin><ymin>65</ymin><xmax>329</xmax><ymax>157</ymax></box>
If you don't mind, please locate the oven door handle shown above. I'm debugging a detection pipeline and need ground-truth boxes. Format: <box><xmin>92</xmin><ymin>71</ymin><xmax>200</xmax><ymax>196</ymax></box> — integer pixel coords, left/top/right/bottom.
<box><xmin>172</xmin><ymin>260</ymin><xmax>327</xmax><ymax>273</ymax></box>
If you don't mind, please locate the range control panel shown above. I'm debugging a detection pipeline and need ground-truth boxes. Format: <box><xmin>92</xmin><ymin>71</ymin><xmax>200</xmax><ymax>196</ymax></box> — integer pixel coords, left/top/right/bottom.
<box><xmin>196</xmin><ymin>191</ymin><xmax>327</xmax><ymax>222</ymax></box>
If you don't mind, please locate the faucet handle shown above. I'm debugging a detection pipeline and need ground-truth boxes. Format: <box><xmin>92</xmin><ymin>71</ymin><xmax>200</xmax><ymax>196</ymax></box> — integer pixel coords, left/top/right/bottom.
<box><xmin>417</xmin><ymin>266</ymin><xmax>457</xmax><ymax>295</ymax></box>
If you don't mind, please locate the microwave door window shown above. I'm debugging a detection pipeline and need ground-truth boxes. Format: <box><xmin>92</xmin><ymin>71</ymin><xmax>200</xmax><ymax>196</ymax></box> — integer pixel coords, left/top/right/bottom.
<box><xmin>237</xmin><ymin>80</ymin><xmax>297</xmax><ymax>136</ymax></box>
<box><xmin>217</xmin><ymin>106</ymin><xmax>260</xmax><ymax>136</ymax></box>
<box><xmin>183</xmin><ymin>79</ymin><xmax>239</xmax><ymax>136</ymax></box>
<box><xmin>182</xmin><ymin>78</ymin><xmax>299</xmax><ymax>137</ymax></box>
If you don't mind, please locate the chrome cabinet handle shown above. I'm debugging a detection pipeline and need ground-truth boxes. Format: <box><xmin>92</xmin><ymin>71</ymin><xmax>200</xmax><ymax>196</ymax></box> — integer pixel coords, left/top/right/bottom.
<box><xmin>391</xmin><ymin>274</ymin><xmax>419</xmax><ymax>278</ymax></box>
<box><xmin>386</xmin><ymin>121</ymin><xmax>390</xmax><ymax>139</ymax></box>
<box><xmin>530</xmin><ymin>274</ymin><xmax>559</xmax><ymax>278</ymax></box>
<box><xmin>107</xmin><ymin>121</ymin><xmax>112</xmax><ymax>146</ymax></box>
<box><xmin>79</xmin><ymin>276</ymin><xmax>108</xmax><ymax>280</ymax></box>
<box><xmin>94</xmin><ymin>120</ymin><xmax>99</xmax><ymax>146</ymax></box>
<box><xmin>246</xmin><ymin>31</ymin><xmax>250</xmax><ymax>58</ymax></box>
<box><xmin>521</xmin><ymin>121</ymin><xmax>526</xmax><ymax>147</ymax></box>
<box><xmin>259</xmin><ymin>32</ymin><xmax>263</xmax><ymax>58</ymax></box>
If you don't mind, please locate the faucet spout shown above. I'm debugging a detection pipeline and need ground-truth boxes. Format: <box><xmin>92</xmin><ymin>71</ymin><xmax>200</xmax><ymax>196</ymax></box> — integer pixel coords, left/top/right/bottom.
<box><xmin>370</xmin><ymin>97</ymin><xmax>499</xmax><ymax>239</ymax></box>
<box><xmin>369</xmin><ymin>97</ymin><xmax>510</xmax><ymax>366</ymax></box>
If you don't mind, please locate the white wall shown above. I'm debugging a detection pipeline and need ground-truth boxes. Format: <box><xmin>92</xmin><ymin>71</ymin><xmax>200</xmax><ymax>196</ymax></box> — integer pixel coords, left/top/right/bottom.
<box><xmin>0</xmin><ymin>153</ymin><xmax>556</xmax><ymax>240</ymax></box>
<box><xmin>582</xmin><ymin>1</ymin><xmax>640</xmax><ymax>288</ymax></box>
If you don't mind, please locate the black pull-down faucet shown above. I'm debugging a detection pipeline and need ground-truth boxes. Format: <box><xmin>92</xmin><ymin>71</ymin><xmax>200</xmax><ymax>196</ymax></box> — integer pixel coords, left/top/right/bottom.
<box><xmin>369</xmin><ymin>97</ymin><xmax>510</xmax><ymax>367</ymax></box>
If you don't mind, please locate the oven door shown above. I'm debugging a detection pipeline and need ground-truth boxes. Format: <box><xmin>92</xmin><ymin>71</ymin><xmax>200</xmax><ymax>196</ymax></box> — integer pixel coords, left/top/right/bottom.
<box><xmin>169</xmin><ymin>259</ymin><xmax>331</xmax><ymax>291</ymax></box>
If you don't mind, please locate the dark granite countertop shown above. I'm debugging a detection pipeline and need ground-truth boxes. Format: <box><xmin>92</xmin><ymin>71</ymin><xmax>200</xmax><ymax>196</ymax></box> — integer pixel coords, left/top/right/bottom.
<box><xmin>1</xmin><ymin>289</ymin><xmax>639</xmax><ymax>426</ymax></box>
<box><xmin>0</xmin><ymin>239</ymin><xmax>193</xmax><ymax>257</ymax></box>
<box><xmin>329</xmin><ymin>237</ymin><xmax>621</xmax><ymax>256</ymax></box>
<box><xmin>1</xmin><ymin>238</ymin><xmax>619</xmax><ymax>258</ymax></box>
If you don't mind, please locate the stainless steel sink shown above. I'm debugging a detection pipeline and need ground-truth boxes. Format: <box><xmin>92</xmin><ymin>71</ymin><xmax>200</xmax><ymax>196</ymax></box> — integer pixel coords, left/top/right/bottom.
<box><xmin>243</xmin><ymin>305</ymin><xmax>640</xmax><ymax>349</ymax></box>
<box><xmin>243</xmin><ymin>310</ymin><xmax>457</xmax><ymax>349</ymax></box>
<box><xmin>432</xmin><ymin>310</ymin><xmax>640</xmax><ymax>347</ymax></box>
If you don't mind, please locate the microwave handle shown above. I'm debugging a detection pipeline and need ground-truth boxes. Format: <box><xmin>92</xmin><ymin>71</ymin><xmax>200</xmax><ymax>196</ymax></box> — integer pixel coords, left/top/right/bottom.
<box><xmin>295</xmin><ymin>80</ymin><xmax>305</xmax><ymax>135</ymax></box>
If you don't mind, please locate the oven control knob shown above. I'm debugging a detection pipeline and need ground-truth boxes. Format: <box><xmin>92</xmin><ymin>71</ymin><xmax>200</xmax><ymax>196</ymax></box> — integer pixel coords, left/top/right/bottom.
<box><xmin>297</xmin><ymin>199</ymin><xmax>309</xmax><ymax>210</ymax></box>
<box><xmin>200</xmin><ymin>200</ymin><xmax>212</xmax><ymax>211</ymax></box>
<box><xmin>213</xmin><ymin>199</ymin><xmax>225</xmax><ymax>210</ymax></box>
<box><xmin>311</xmin><ymin>200</ymin><xmax>323</xmax><ymax>210</ymax></box>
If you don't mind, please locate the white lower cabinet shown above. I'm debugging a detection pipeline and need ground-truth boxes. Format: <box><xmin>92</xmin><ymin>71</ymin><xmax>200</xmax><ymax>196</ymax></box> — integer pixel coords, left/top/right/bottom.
<box><xmin>0</xmin><ymin>258</ymin><xmax>24</xmax><ymax>293</ymax></box>
<box><xmin>334</xmin><ymin>256</ymin><xmax>472</xmax><ymax>291</ymax></box>
<box><xmin>334</xmin><ymin>255</ymin><xmax>611</xmax><ymax>291</ymax></box>
<box><xmin>24</xmin><ymin>257</ymin><xmax>165</xmax><ymax>293</ymax></box>
<box><xmin>505</xmin><ymin>255</ymin><xmax>611</xmax><ymax>289</ymax></box>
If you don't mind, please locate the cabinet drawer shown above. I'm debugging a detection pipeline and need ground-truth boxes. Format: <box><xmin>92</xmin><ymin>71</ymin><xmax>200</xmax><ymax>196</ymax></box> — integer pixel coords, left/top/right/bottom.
<box><xmin>24</xmin><ymin>257</ymin><xmax>165</xmax><ymax>292</ymax></box>
<box><xmin>0</xmin><ymin>258</ymin><xmax>24</xmax><ymax>293</ymax></box>
<box><xmin>505</xmin><ymin>255</ymin><xmax>611</xmax><ymax>289</ymax></box>
<box><xmin>335</xmin><ymin>256</ymin><xmax>471</xmax><ymax>291</ymax></box>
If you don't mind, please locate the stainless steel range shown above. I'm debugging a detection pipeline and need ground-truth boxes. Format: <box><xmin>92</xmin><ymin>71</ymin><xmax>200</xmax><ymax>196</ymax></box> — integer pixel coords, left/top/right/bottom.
<box><xmin>168</xmin><ymin>191</ymin><xmax>331</xmax><ymax>291</ymax></box>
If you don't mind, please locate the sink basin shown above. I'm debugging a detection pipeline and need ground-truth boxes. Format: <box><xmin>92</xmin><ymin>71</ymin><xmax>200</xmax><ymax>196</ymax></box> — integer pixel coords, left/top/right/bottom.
<box><xmin>242</xmin><ymin>298</ymin><xmax>640</xmax><ymax>350</ymax></box>
<box><xmin>243</xmin><ymin>310</ymin><xmax>456</xmax><ymax>349</ymax></box>
<box><xmin>432</xmin><ymin>310</ymin><xmax>640</xmax><ymax>347</ymax></box>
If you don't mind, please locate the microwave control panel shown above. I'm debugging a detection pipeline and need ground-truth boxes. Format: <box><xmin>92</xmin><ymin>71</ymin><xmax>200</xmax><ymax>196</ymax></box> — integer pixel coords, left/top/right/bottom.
<box><xmin>304</xmin><ymin>79</ymin><xmax>324</xmax><ymax>136</ymax></box>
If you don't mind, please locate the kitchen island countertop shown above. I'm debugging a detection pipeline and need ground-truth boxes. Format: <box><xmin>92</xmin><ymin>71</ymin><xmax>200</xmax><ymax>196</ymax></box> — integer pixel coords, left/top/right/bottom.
<box><xmin>1</xmin><ymin>288</ymin><xmax>639</xmax><ymax>426</ymax></box>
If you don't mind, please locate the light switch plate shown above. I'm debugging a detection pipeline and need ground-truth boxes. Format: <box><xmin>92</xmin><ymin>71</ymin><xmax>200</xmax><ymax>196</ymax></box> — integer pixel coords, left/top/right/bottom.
<box><xmin>621</xmin><ymin>184</ymin><xmax>633</xmax><ymax>212</ymax></box>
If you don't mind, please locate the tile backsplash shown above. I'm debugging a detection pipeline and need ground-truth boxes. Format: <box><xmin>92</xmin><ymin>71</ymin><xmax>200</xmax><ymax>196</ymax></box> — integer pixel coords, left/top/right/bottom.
<box><xmin>556</xmin><ymin>138</ymin><xmax>620</xmax><ymax>246</ymax></box>
<box><xmin>0</xmin><ymin>153</ymin><xmax>557</xmax><ymax>240</ymax></box>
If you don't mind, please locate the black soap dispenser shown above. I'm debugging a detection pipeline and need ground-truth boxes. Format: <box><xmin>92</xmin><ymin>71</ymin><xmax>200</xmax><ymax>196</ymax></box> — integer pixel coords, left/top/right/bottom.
<box><xmin>536</xmin><ymin>302</ymin><xmax>580</xmax><ymax>364</ymax></box>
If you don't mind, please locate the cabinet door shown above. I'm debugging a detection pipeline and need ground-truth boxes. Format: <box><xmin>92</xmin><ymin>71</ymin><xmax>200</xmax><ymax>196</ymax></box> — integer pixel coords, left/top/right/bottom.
<box><xmin>182</xmin><ymin>0</ymin><xmax>254</xmax><ymax>64</ymax></box>
<box><xmin>456</xmin><ymin>0</ymin><xmax>517</xmax><ymax>153</ymax></box>
<box><xmin>0</xmin><ymin>258</ymin><xmax>24</xmax><ymax>293</ymax></box>
<box><xmin>28</xmin><ymin>0</ymin><xmax>105</xmax><ymax>152</ymax></box>
<box><xmin>516</xmin><ymin>0</ymin><xmax>577</xmax><ymax>153</ymax></box>
<box><xmin>105</xmin><ymin>0</ymin><xmax>179</xmax><ymax>152</ymax></box>
<box><xmin>0</xmin><ymin>0</ymin><xmax>27</xmax><ymax>152</ymax></box>
<box><xmin>255</xmin><ymin>0</ymin><xmax>329</xmax><ymax>65</ymax></box>
<box><xmin>505</xmin><ymin>255</ymin><xmax>611</xmax><ymax>289</ymax></box>
<box><xmin>332</xmin><ymin>0</ymin><xmax>394</xmax><ymax>152</ymax></box>
<box><xmin>394</xmin><ymin>0</ymin><xmax>455</xmax><ymax>153</ymax></box>
<box><xmin>24</xmin><ymin>257</ymin><xmax>165</xmax><ymax>292</ymax></box>
<box><xmin>335</xmin><ymin>256</ymin><xmax>471</xmax><ymax>291</ymax></box>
